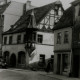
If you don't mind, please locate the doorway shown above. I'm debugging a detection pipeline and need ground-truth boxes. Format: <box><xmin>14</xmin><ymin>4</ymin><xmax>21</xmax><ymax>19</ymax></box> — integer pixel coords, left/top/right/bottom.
<box><xmin>10</xmin><ymin>54</ymin><xmax>16</xmax><ymax>67</ymax></box>
<box><xmin>73</xmin><ymin>55</ymin><xmax>79</xmax><ymax>77</ymax></box>
<box><xmin>57</xmin><ymin>54</ymin><xmax>61</xmax><ymax>74</ymax></box>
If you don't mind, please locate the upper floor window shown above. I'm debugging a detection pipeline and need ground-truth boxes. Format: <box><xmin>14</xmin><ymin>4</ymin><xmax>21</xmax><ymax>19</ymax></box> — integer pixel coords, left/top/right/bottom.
<box><xmin>55</xmin><ymin>10</ymin><xmax>58</xmax><ymax>15</ymax></box>
<box><xmin>64</xmin><ymin>31</ymin><xmax>69</xmax><ymax>43</ymax></box>
<box><xmin>57</xmin><ymin>32</ymin><xmax>61</xmax><ymax>44</ymax></box>
<box><xmin>23</xmin><ymin>34</ymin><xmax>26</xmax><ymax>43</ymax></box>
<box><xmin>9</xmin><ymin>36</ymin><xmax>13</xmax><ymax>44</ymax></box>
<box><xmin>4</xmin><ymin>37</ymin><xmax>7</xmax><ymax>45</ymax></box>
<box><xmin>37</xmin><ymin>34</ymin><xmax>43</xmax><ymax>43</ymax></box>
<box><xmin>32</xmin><ymin>33</ymin><xmax>36</xmax><ymax>42</ymax></box>
<box><xmin>17</xmin><ymin>35</ymin><xmax>21</xmax><ymax>44</ymax></box>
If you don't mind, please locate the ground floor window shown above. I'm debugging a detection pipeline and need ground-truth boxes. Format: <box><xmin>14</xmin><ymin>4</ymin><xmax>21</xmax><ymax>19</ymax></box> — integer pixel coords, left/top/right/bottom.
<box><xmin>18</xmin><ymin>52</ymin><xmax>25</xmax><ymax>64</ymax></box>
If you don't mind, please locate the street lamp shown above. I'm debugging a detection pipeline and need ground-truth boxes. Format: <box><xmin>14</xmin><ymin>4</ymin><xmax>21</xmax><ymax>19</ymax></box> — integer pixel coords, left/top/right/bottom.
<box><xmin>25</xmin><ymin>41</ymin><xmax>35</xmax><ymax>57</ymax></box>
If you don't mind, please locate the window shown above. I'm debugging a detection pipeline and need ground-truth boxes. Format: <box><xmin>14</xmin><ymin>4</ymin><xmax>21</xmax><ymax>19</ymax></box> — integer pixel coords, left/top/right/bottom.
<box><xmin>63</xmin><ymin>54</ymin><xmax>68</xmax><ymax>72</ymax></box>
<box><xmin>4</xmin><ymin>37</ymin><xmax>7</xmax><ymax>45</ymax></box>
<box><xmin>57</xmin><ymin>33</ymin><xmax>61</xmax><ymax>44</ymax></box>
<box><xmin>9</xmin><ymin>36</ymin><xmax>13</xmax><ymax>44</ymax></box>
<box><xmin>39</xmin><ymin>54</ymin><xmax>45</xmax><ymax>63</ymax></box>
<box><xmin>64</xmin><ymin>31</ymin><xmax>69</xmax><ymax>43</ymax></box>
<box><xmin>51</xmin><ymin>55</ymin><xmax>54</xmax><ymax>63</ymax></box>
<box><xmin>55</xmin><ymin>9</ymin><xmax>58</xmax><ymax>15</ymax></box>
<box><xmin>32</xmin><ymin>33</ymin><xmax>36</xmax><ymax>42</ymax></box>
<box><xmin>23</xmin><ymin>34</ymin><xmax>26</xmax><ymax>43</ymax></box>
<box><xmin>17</xmin><ymin>35</ymin><xmax>21</xmax><ymax>44</ymax></box>
<box><xmin>37</xmin><ymin>35</ymin><xmax>43</xmax><ymax>43</ymax></box>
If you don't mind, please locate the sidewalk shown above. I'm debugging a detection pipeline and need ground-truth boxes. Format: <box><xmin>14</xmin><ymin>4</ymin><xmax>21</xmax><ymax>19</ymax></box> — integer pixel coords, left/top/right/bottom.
<box><xmin>38</xmin><ymin>71</ymin><xmax>80</xmax><ymax>80</ymax></box>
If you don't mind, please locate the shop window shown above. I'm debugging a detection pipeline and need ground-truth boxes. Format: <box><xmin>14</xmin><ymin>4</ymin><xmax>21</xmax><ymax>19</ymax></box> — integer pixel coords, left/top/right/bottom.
<box><xmin>37</xmin><ymin>34</ymin><xmax>43</xmax><ymax>43</ymax></box>
<box><xmin>17</xmin><ymin>35</ymin><xmax>21</xmax><ymax>44</ymax></box>
<box><xmin>4</xmin><ymin>37</ymin><xmax>7</xmax><ymax>45</ymax></box>
<box><xmin>63</xmin><ymin>54</ymin><xmax>68</xmax><ymax>72</ymax></box>
<box><xmin>39</xmin><ymin>54</ymin><xmax>45</xmax><ymax>63</ymax></box>
<box><xmin>64</xmin><ymin>31</ymin><xmax>69</xmax><ymax>43</ymax></box>
<box><xmin>57</xmin><ymin>32</ymin><xmax>61</xmax><ymax>44</ymax></box>
<box><xmin>9</xmin><ymin>36</ymin><xmax>13</xmax><ymax>44</ymax></box>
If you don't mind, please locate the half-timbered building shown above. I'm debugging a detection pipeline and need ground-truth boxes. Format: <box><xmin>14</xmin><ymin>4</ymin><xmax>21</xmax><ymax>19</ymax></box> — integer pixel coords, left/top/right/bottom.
<box><xmin>2</xmin><ymin>0</ymin><xmax>63</xmax><ymax>69</ymax></box>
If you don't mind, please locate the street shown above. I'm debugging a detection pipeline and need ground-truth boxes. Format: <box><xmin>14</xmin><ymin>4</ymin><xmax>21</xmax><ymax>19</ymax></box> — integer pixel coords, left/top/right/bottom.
<box><xmin>0</xmin><ymin>69</ymin><xmax>59</xmax><ymax>80</ymax></box>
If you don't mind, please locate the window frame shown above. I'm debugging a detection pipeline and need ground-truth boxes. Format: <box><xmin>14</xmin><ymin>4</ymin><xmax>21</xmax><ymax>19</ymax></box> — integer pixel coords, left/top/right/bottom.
<box><xmin>17</xmin><ymin>35</ymin><xmax>21</xmax><ymax>44</ymax></box>
<box><xmin>4</xmin><ymin>37</ymin><xmax>7</xmax><ymax>45</ymax></box>
<box><xmin>57</xmin><ymin>32</ymin><xmax>61</xmax><ymax>44</ymax></box>
<box><xmin>39</xmin><ymin>54</ymin><xmax>45</xmax><ymax>63</ymax></box>
<box><xmin>37</xmin><ymin>34</ymin><xmax>43</xmax><ymax>43</ymax></box>
<box><xmin>64</xmin><ymin>31</ymin><xmax>69</xmax><ymax>44</ymax></box>
<box><xmin>9</xmin><ymin>36</ymin><xmax>13</xmax><ymax>44</ymax></box>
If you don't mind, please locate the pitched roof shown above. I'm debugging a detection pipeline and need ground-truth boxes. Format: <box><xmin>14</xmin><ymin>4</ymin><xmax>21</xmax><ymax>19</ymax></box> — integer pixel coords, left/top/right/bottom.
<box><xmin>53</xmin><ymin>6</ymin><xmax>74</xmax><ymax>31</ymax></box>
<box><xmin>0</xmin><ymin>2</ymin><xmax>10</xmax><ymax>14</ymax></box>
<box><xmin>71</xmin><ymin>0</ymin><xmax>80</xmax><ymax>6</ymax></box>
<box><xmin>3</xmin><ymin>1</ymin><xmax>63</xmax><ymax>34</ymax></box>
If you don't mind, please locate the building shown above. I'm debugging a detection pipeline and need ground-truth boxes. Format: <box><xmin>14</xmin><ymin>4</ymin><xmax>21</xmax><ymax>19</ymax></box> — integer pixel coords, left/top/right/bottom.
<box><xmin>0</xmin><ymin>0</ymin><xmax>10</xmax><ymax>57</ymax></box>
<box><xmin>53</xmin><ymin>0</ymin><xmax>80</xmax><ymax>78</ymax></box>
<box><xmin>3</xmin><ymin>0</ymin><xmax>36</xmax><ymax>31</ymax></box>
<box><xmin>0</xmin><ymin>0</ymin><xmax>35</xmax><ymax>57</ymax></box>
<box><xmin>2</xmin><ymin>0</ymin><xmax>63</xmax><ymax>68</ymax></box>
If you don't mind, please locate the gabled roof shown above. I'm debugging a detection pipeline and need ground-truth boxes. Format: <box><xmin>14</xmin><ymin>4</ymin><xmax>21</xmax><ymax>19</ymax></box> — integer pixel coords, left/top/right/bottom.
<box><xmin>3</xmin><ymin>1</ymin><xmax>63</xmax><ymax>34</ymax></box>
<box><xmin>0</xmin><ymin>2</ymin><xmax>10</xmax><ymax>14</ymax></box>
<box><xmin>71</xmin><ymin>0</ymin><xmax>80</xmax><ymax>6</ymax></box>
<box><xmin>53</xmin><ymin>6</ymin><xmax>74</xmax><ymax>31</ymax></box>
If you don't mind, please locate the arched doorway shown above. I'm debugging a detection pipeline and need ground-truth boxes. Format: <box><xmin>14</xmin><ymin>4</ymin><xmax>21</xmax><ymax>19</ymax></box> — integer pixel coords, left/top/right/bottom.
<box><xmin>10</xmin><ymin>54</ymin><xmax>16</xmax><ymax>67</ymax></box>
<box><xmin>3</xmin><ymin>51</ymin><xmax>10</xmax><ymax>64</ymax></box>
<box><xmin>18</xmin><ymin>51</ymin><xmax>25</xmax><ymax>65</ymax></box>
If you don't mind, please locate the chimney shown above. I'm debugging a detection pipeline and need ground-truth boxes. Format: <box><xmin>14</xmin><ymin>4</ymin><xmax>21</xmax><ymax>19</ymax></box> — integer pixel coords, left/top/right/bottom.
<box><xmin>26</xmin><ymin>0</ymin><xmax>31</xmax><ymax>11</ymax></box>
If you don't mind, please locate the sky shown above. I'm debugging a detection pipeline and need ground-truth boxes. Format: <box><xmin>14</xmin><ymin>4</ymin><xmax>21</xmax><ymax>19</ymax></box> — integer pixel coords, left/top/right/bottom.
<box><xmin>12</xmin><ymin>0</ymin><xmax>75</xmax><ymax>9</ymax></box>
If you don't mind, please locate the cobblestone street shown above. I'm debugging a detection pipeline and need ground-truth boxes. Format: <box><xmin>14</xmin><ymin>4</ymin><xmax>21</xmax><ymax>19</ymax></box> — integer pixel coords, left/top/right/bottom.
<box><xmin>0</xmin><ymin>69</ymin><xmax>59</xmax><ymax>80</ymax></box>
